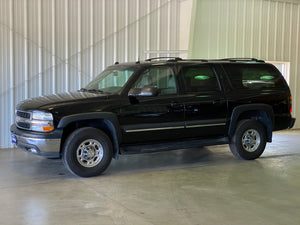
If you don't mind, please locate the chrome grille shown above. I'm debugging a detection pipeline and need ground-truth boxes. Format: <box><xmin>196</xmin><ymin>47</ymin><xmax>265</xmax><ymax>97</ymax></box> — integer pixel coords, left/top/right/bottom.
<box><xmin>16</xmin><ymin>110</ymin><xmax>31</xmax><ymax>119</ymax></box>
<box><xmin>16</xmin><ymin>110</ymin><xmax>31</xmax><ymax>130</ymax></box>
<box><xmin>16</xmin><ymin>122</ymin><xmax>31</xmax><ymax>129</ymax></box>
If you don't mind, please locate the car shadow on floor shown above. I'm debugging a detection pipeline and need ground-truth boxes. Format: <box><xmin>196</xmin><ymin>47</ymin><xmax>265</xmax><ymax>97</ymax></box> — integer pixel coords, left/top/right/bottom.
<box><xmin>104</xmin><ymin>145</ymin><xmax>238</xmax><ymax>176</ymax></box>
<box><xmin>11</xmin><ymin>146</ymin><xmax>234</xmax><ymax>179</ymax></box>
<box><xmin>10</xmin><ymin>145</ymin><xmax>300</xmax><ymax>179</ymax></box>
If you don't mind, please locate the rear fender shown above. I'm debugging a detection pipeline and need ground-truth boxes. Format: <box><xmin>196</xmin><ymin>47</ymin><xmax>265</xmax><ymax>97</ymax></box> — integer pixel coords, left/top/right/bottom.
<box><xmin>229</xmin><ymin>104</ymin><xmax>274</xmax><ymax>142</ymax></box>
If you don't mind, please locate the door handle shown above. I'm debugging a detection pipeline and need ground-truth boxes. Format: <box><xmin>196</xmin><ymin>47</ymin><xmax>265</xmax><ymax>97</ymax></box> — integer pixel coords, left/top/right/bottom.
<box><xmin>171</xmin><ymin>102</ymin><xmax>184</xmax><ymax>107</ymax></box>
<box><xmin>170</xmin><ymin>101</ymin><xmax>178</xmax><ymax>107</ymax></box>
<box><xmin>170</xmin><ymin>102</ymin><xmax>184</xmax><ymax>110</ymax></box>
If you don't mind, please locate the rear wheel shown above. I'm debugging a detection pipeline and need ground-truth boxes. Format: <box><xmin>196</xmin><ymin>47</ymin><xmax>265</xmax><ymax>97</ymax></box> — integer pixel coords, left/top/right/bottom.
<box><xmin>62</xmin><ymin>127</ymin><xmax>113</xmax><ymax>177</ymax></box>
<box><xmin>230</xmin><ymin>120</ymin><xmax>267</xmax><ymax>160</ymax></box>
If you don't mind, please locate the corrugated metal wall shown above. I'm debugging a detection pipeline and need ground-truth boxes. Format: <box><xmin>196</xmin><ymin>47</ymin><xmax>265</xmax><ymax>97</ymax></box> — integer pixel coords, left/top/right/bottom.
<box><xmin>0</xmin><ymin>0</ymin><xmax>182</xmax><ymax>148</ymax></box>
<box><xmin>190</xmin><ymin>0</ymin><xmax>300</xmax><ymax>128</ymax></box>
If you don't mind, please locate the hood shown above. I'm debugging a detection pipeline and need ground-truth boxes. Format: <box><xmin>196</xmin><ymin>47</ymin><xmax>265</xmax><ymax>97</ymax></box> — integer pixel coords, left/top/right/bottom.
<box><xmin>16</xmin><ymin>91</ymin><xmax>109</xmax><ymax>111</ymax></box>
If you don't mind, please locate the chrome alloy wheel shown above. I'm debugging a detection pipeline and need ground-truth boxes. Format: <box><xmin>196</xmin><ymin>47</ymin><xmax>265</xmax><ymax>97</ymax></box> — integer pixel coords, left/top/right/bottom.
<box><xmin>242</xmin><ymin>129</ymin><xmax>261</xmax><ymax>152</ymax></box>
<box><xmin>76</xmin><ymin>139</ymin><xmax>103</xmax><ymax>168</ymax></box>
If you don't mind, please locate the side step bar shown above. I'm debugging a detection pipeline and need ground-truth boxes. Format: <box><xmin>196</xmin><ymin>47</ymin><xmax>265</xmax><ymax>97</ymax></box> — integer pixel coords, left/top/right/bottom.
<box><xmin>120</xmin><ymin>137</ymin><xmax>229</xmax><ymax>155</ymax></box>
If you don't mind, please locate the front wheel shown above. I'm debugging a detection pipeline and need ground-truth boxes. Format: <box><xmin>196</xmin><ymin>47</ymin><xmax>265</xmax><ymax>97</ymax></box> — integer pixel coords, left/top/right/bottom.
<box><xmin>62</xmin><ymin>127</ymin><xmax>113</xmax><ymax>177</ymax></box>
<box><xmin>229</xmin><ymin>120</ymin><xmax>267</xmax><ymax>160</ymax></box>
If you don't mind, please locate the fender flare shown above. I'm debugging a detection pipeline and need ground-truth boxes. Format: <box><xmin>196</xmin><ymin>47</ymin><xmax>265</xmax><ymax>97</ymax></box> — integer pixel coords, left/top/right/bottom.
<box><xmin>58</xmin><ymin>112</ymin><xmax>121</xmax><ymax>158</ymax></box>
<box><xmin>228</xmin><ymin>104</ymin><xmax>274</xmax><ymax>142</ymax></box>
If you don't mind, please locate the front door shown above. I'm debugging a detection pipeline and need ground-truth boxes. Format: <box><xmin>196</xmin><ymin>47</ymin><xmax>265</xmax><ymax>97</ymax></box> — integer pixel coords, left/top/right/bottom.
<box><xmin>119</xmin><ymin>65</ymin><xmax>185</xmax><ymax>144</ymax></box>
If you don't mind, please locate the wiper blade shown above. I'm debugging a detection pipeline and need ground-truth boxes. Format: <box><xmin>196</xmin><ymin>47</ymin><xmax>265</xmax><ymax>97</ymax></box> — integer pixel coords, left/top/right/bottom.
<box><xmin>78</xmin><ymin>88</ymin><xmax>88</xmax><ymax>92</ymax></box>
<box><xmin>78</xmin><ymin>88</ymin><xmax>104</xmax><ymax>93</ymax></box>
<box><xmin>87</xmin><ymin>89</ymin><xmax>104</xmax><ymax>93</ymax></box>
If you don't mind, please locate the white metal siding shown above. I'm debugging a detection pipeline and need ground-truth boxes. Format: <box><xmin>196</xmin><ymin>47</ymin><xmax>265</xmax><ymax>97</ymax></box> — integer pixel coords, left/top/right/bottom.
<box><xmin>190</xmin><ymin>0</ymin><xmax>300</xmax><ymax>128</ymax></box>
<box><xmin>0</xmin><ymin>0</ymin><xmax>181</xmax><ymax>148</ymax></box>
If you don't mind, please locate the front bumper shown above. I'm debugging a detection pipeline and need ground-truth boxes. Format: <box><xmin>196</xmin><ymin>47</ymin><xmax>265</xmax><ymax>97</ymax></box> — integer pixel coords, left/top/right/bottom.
<box><xmin>10</xmin><ymin>124</ymin><xmax>62</xmax><ymax>158</ymax></box>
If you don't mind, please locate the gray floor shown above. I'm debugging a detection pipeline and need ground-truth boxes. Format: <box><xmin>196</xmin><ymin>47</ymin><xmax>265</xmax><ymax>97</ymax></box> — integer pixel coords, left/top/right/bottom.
<box><xmin>0</xmin><ymin>130</ymin><xmax>300</xmax><ymax>225</ymax></box>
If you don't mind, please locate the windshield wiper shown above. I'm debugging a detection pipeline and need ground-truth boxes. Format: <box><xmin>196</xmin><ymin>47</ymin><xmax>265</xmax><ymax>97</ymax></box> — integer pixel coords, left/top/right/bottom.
<box><xmin>87</xmin><ymin>89</ymin><xmax>104</xmax><ymax>93</ymax></box>
<box><xmin>78</xmin><ymin>88</ymin><xmax>88</xmax><ymax>92</ymax></box>
<box><xmin>78</xmin><ymin>88</ymin><xmax>104</xmax><ymax>93</ymax></box>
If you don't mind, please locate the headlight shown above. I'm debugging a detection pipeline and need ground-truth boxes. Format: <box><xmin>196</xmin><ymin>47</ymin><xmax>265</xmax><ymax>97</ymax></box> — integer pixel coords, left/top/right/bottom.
<box><xmin>31</xmin><ymin>111</ymin><xmax>54</xmax><ymax>132</ymax></box>
<box><xmin>31</xmin><ymin>120</ymin><xmax>54</xmax><ymax>132</ymax></box>
<box><xmin>32</xmin><ymin>111</ymin><xmax>53</xmax><ymax>121</ymax></box>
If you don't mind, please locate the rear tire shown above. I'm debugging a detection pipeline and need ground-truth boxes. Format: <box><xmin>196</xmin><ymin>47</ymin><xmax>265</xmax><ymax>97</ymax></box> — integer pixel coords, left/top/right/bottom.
<box><xmin>230</xmin><ymin>120</ymin><xmax>267</xmax><ymax>160</ymax></box>
<box><xmin>62</xmin><ymin>127</ymin><xmax>113</xmax><ymax>177</ymax></box>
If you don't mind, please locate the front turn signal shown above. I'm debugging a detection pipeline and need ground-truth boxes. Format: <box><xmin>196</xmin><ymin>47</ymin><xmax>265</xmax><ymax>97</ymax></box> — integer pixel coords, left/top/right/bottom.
<box><xmin>42</xmin><ymin>126</ymin><xmax>54</xmax><ymax>132</ymax></box>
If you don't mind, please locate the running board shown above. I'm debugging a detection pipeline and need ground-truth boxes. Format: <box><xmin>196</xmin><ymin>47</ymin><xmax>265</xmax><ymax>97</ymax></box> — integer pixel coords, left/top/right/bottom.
<box><xmin>120</xmin><ymin>137</ymin><xmax>229</xmax><ymax>155</ymax></box>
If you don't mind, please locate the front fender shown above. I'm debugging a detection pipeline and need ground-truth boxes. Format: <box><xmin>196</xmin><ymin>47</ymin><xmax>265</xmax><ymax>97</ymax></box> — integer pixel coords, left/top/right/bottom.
<box><xmin>58</xmin><ymin>112</ymin><xmax>121</xmax><ymax>158</ymax></box>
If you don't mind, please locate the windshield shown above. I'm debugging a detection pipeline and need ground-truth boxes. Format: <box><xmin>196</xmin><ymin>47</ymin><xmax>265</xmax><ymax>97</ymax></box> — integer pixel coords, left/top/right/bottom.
<box><xmin>83</xmin><ymin>67</ymin><xmax>136</xmax><ymax>94</ymax></box>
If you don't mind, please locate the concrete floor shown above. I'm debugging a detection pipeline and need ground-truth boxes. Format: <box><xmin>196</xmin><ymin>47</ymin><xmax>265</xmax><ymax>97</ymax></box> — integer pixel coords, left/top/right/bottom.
<box><xmin>0</xmin><ymin>130</ymin><xmax>300</xmax><ymax>225</ymax></box>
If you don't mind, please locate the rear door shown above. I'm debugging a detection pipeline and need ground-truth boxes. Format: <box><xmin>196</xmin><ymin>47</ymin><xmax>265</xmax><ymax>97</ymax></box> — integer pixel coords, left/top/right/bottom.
<box><xmin>178</xmin><ymin>64</ymin><xmax>227</xmax><ymax>138</ymax></box>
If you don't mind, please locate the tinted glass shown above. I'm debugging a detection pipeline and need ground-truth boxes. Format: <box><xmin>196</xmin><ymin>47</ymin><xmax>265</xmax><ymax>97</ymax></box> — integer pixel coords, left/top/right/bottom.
<box><xmin>223</xmin><ymin>64</ymin><xmax>287</xmax><ymax>89</ymax></box>
<box><xmin>180</xmin><ymin>65</ymin><xmax>220</xmax><ymax>93</ymax></box>
<box><xmin>133</xmin><ymin>66</ymin><xmax>177</xmax><ymax>95</ymax></box>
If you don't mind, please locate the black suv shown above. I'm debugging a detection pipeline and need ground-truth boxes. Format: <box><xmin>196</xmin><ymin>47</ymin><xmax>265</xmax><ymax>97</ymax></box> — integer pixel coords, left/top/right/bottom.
<box><xmin>11</xmin><ymin>58</ymin><xmax>296</xmax><ymax>177</ymax></box>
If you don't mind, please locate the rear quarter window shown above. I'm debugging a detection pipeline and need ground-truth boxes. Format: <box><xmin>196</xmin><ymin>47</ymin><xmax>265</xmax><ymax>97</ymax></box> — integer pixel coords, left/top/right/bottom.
<box><xmin>223</xmin><ymin>63</ymin><xmax>288</xmax><ymax>89</ymax></box>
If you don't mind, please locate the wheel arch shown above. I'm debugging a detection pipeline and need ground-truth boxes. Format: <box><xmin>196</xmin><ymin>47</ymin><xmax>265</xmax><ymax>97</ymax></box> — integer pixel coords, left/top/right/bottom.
<box><xmin>58</xmin><ymin>112</ymin><xmax>121</xmax><ymax>159</ymax></box>
<box><xmin>228</xmin><ymin>104</ymin><xmax>274</xmax><ymax>142</ymax></box>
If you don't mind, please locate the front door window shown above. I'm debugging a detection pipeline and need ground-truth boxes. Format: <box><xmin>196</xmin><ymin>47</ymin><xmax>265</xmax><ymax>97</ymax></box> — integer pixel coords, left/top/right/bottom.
<box><xmin>133</xmin><ymin>66</ymin><xmax>177</xmax><ymax>95</ymax></box>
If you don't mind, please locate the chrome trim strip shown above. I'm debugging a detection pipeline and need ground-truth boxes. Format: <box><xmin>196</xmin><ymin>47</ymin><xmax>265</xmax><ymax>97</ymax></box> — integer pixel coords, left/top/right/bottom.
<box><xmin>124</xmin><ymin>122</ymin><xmax>226</xmax><ymax>133</ymax></box>
<box><xmin>186</xmin><ymin>123</ymin><xmax>226</xmax><ymax>128</ymax></box>
<box><xmin>125</xmin><ymin>126</ymin><xmax>184</xmax><ymax>133</ymax></box>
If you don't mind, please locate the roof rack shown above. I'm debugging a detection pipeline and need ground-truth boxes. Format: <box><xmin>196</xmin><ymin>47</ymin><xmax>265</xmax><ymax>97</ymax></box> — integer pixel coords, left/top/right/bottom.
<box><xmin>145</xmin><ymin>57</ymin><xmax>182</xmax><ymax>62</ymax></box>
<box><xmin>220</xmin><ymin>58</ymin><xmax>265</xmax><ymax>63</ymax></box>
<box><xmin>184</xmin><ymin>59</ymin><xmax>209</xmax><ymax>62</ymax></box>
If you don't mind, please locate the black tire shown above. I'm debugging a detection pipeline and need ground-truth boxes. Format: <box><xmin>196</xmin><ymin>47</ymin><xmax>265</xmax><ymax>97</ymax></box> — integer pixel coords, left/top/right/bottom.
<box><xmin>62</xmin><ymin>127</ymin><xmax>113</xmax><ymax>177</ymax></box>
<box><xmin>229</xmin><ymin>119</ymin><xmax>267</xmax><ymax>160</ymax></box>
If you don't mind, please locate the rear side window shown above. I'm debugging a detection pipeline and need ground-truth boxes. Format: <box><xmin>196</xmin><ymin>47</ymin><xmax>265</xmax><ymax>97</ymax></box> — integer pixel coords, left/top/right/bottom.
<box><xmin>180</xmin><ymin>65</ymin><xmax>220</xmax><ymax>93</ymax></box>
<box><xmin>223</xmin><ymin>64</ymin><xmax>287</xmax><ymax>89</ymax></box>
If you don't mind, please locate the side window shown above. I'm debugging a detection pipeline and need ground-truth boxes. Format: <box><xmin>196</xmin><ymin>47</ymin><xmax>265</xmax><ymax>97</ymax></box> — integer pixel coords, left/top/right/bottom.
<box><xmin>180</xmin><ymin>65</ymin><xmax>220</xmax><ymax>93</ymax></box>
<box><xmin>133</xmin><ymin>66</ymin><xmax>177</xmax><ymax>95</ymax></box>
<box><xmin>223</xmin><ymin>64</ymin><xmax>288</xmax><ymax>89</ymax></box>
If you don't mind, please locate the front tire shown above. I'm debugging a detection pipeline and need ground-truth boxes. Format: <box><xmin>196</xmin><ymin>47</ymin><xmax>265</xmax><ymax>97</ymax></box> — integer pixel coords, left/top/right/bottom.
<box><xmin>62</xmin><ymin>127</ymin><xmax>113</xmax><ymax>177</ymax></box>
<box><xmin>230</xmin><ymin>120</ymin><xmax>267</xmax><ymax>160</ymax></box>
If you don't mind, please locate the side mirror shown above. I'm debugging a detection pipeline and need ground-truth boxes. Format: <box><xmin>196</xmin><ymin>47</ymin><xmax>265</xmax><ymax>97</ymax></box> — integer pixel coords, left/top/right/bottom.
<box><xmin>128</xmin><ymin>86</ymin><xmax>159</xmax><ymax>97</ymax></box>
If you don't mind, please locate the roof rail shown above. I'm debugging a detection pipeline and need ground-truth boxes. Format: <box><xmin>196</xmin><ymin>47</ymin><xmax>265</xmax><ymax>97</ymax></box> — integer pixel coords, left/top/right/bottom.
<box><xmin>220</xmin><ymin>58</ymin><xmax>265</xmax><ymax>62</ymax></box>
<box><xmin>184</xmin><ymin>59</ymin><xmax>209</xmax><ymax>62</ymax></box>
<box><xmin>145</xmin><ymin>57</ymin><xmax>182</xmax><ymax>62</ymax></box>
